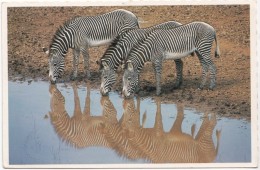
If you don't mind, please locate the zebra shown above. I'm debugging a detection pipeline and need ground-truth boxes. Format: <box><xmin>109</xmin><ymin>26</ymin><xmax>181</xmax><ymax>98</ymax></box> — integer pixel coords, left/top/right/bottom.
<box><xmin>122</xmin><ymin>22</ymin><xmax>220</xmax><ymax>97</ymax></box>
<box><xmin>98</xmin><ymin>21</ymin><xmax>187</xmax><ymax>96</ymax></box>
<box><xmin>43</xmin><ymin>9</ymin><xmax>139</xmax><ymax>84</ymax></box>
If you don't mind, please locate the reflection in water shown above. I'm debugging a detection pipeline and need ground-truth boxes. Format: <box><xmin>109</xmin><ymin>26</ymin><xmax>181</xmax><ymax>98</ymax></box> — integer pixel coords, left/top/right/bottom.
<box><xmin>49</xmin><ymin>84</ymin><xmax>221</xmax><ymax>163</ymax></box>
<box><xmin>49</xmin><ymin>83</ymin><xmax>116</xmax><ymax>148</ymax></box>
<box><xmin>120</xmin><ymin>98</ymin><xmax>221</xmax><ymax>163</ymax></box>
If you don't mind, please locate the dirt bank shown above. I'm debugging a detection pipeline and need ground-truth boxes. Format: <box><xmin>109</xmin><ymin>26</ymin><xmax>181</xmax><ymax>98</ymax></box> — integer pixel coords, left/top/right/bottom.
<box><xmin>7</xmin><ymin>5</ymin><xmax>251</xmax><ymax>119</ymax></box>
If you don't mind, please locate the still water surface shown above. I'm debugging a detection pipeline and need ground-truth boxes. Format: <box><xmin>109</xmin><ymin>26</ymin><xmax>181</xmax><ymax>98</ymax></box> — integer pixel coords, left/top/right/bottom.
<box><xmin>8</xmin><ymin>81</ymin><xmax>251</xmax><ymax>164</ymax></box>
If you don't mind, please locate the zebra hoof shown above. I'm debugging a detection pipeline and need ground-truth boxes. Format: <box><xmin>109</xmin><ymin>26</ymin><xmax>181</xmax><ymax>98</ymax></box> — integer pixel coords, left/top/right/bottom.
<box><xmin>135</xmin><ymin>86</ymin><xmax>141</xmax><ymax>93</ymax></box>
<box><xmin>173</xmin><ymin>83</ymin><xmax>182</xmax><ymax>89</ymax></box>
<box><xmin>156</xmin><ymin>91</ymin><xmax>162</xmax><ymax>96</ymax></box>
<box><xmin>208</xmin><ymin>87</ymin><xmax>214</xmax><ymax>91</ymax></box>
<box><xmin>86</xmin><ymin>74</ymin><xmax>92</xmax><ymax>80</ymax></box>
<box><xmin>70</xmin><ymin>76</ymin><xmax>76</xmax><ymax>81</ymax></box>
<box><xmin>174</xmin><ymin>80</ymin><xmax>183</xmax><ymax>89</ymax></box>
<box><xmin>209</xmin><ymin>83</ymin><xmax>216</xmax><ymax>91</ymax></box>
<box><xmin>198</xmin><ymin>87</ymin><xmax>203</xmax><ymax>90</ymax></box>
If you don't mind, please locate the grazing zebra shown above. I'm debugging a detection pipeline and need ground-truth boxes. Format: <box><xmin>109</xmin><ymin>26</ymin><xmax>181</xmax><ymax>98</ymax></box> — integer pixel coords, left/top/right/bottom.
<box><xmin>125</xmin><ymin>97</ymin><xmax>221</xmax><ymax>163</ymax></box>
<box><xmin>44</xmin><ymin>9</ymin><xmax>139</xmax><ymax>84</ymax></box>
<box><xmin>122</xmin><ymin>22</ymin><xmax>220</xmax><ymax>97</ymax></box>
<box><xmin>98</xmin><ymin>21</ymin><xmax>186</xmax><ymax>96</ymax></box>
<box><xmin>49</xmin><ymin>83</ymin><xmax>117</xmax><ymax>148</ymax></box>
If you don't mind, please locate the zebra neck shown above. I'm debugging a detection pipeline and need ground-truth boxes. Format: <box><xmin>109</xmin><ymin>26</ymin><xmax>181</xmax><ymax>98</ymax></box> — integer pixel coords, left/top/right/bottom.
<box><xmin>116</xmin><ymin>41</ymin><xmax>133</xmax><ymax>61</ymax></box>
<box><xmin>51</xmin><ymin>26</ymin><xmax>74</xmax><ymax>55</ymax></box>
<box><xmin>112</xmin><ymin>62</ymin><xmax>121</xmax><ymax>71</ymax></box>
<box><xmin>123</xmin><ymin>42</ymin><xmax>134</xmax><ymax>56</ymax></box>
<box><xmin>105</xmin><ymin>43</ymin><xmax>130</xmax><ymax>71</ymax></box>
<box><xmin>128</xmin><ymin>52</ymin><xmax>151</xmax><ymax>73</ymax></box>
<box><xmin>130</xmin><ymin>60</ymin><xmax>145</xmax><ymax>73</ymax></box>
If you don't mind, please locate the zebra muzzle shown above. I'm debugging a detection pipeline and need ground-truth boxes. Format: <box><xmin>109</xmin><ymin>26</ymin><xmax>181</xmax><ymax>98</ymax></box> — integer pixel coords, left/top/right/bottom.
<box><xmin>49</xmin><ymin>75</ymin><xmax>57</xmax><ymax>84</ymax></box>
<box><xmin>100</xmin><ymin>87</ymin><xmax>109</xmax><ymax>96</ymax></box>
<box><xmin>122</xmin><ymin>88</ymin><xmax>133</xmax><ymax>98</ymax></box>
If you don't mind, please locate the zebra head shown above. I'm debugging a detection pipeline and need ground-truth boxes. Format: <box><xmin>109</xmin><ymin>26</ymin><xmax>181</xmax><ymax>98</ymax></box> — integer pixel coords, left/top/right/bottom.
<box><xmin>122</xmin><ymin>61</ymin><xmax>138</xmax><ymax>98</ymax></box>
<box><xmin>99</xmin><ymin>61</ymin><xmax>117</xmax><ymax>96</ymax></box>
<box><xmin>49</xmin><ymin>83</ymin><xmax>66</xmax><ymax>122</ymax></box>
<box><xmin>48</xmin><ymin>49</ymin><xmax>65</xmax><ymax>84</ymax></box>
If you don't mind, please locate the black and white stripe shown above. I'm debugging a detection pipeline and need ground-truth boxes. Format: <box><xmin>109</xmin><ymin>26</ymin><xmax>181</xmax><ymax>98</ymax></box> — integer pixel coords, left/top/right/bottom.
<box><xmin>48</xmin><ymin>9</ymin><xmax>139</xmax><ymax>83</ymax></box>
<box><xmin>122</xmin><ymin>22</ymin><xmax>220</xmax><ymax>97</ymax></box>
<box><xmin>99</xmin><ymin>21</ymin><xmax>185</xmax><ymax>95</ymax></box>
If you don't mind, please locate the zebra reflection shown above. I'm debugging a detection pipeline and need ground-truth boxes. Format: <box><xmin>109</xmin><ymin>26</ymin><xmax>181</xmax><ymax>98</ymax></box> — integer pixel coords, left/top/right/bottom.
<box><xmin>49</xmin><ymin>83</ymin><xmax>118</xmax><ymax>148</ymax></box>
<box><xmin>49</xmin><ymin>84</ymin><xmax>220</xmax><ymax>162</ymax></box>
<box><xmin>101</xmin><ymin>97</ymin><xmax>147</xmax><ymax>161</ymax></box>
<box><xmin>123</xmin><ymin>97</ymin><xmax>221</xmax><ymax>163</ymax></box>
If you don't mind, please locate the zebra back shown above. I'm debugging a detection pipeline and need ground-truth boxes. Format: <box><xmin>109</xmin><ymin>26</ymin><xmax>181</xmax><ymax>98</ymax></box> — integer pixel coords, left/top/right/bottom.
<box><xmin>126</xmin><ymin>22</ymin><xmax>218</xmax><ymax>72</ymax></box>
<box><xmin>99</xmin><ymin>21</ymin><xmax>182</xmax><ymax>71</ymax></box>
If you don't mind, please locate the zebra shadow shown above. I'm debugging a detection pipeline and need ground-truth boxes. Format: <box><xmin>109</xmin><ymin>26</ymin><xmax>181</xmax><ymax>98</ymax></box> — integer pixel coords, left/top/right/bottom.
<box><xmin>120</xmin><ymin>97</ymin><xmax>221</xmax><ymax>163</ymax></box>
<box><xmin>48</xmin><ymin>83</ymin><xmax>118</xmax><ymax>149</ymax></box>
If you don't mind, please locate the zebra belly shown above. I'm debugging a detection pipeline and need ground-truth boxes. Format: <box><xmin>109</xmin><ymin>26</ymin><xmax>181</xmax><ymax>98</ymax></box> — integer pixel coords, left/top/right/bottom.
<box><xmin>164</xmin><ymin>48</ymin><xmax>195</xmax><ymax>60</ymax></box>
<box><xmin>88</xmin><ymin>38</ymin><xmax>114</xmax><ymax>47</ymax></box>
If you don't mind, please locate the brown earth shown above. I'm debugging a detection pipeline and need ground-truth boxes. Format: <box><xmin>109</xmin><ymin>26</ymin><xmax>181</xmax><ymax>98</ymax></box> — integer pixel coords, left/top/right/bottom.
<box><xmin>7</xmin><ymin>5</ymin><xmax>251</xmax><ymax>119</ymax></box>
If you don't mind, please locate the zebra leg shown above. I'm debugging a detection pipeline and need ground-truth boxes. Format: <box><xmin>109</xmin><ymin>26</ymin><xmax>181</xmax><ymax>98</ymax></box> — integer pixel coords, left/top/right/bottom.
<box><xmin>208</xmin><ymin>62</ymin><xmax>217</xmax><ymax>90</ymax></box>
<box><xmin>173</xmin><ymin>59</ymin><xmax>183</xmax><ymax>89</ymax></box>
<box><xmin>81</xmin><ymin>47</ymin><xmax>91</xmax><ymax>79</ymax></box>
<box><xmin>71</xmin><ymin>48</ymin><xmax>80</xmax><ymax>80</ymax></box>
<box><xmin>195</xmin><ymin>50</ymin><xmax>208</xmax><ymax>90</ymax></box>
<box><xmin>135</xmin><ymin>74</ymin><xmax>141</xmax><ymax>93</ymax></box>
<box><xmin>197</xmin><ymin>47</ymin><xmax>216</xmax><ymax>90</ymax></box>
<box><xmin>153</xmin><ymin>62</ymin><xmax>162</xmax><ymax>96</ymax></box>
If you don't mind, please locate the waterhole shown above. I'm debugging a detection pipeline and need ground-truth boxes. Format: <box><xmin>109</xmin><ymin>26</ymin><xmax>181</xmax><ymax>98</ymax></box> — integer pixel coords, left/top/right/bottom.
<box><xmin>8</xmin><ymin>81</ymin><xmax>251</xmax><ymax>165</ymax></box>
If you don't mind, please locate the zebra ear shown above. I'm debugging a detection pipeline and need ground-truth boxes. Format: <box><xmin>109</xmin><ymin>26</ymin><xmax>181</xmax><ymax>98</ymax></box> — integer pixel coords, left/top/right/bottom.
<box><xmin>127</xmin><ymin>61</ymin><xmax>134</xmax><ymax>71</ymax></box>
<box><xmin>102</xmin><ymin>61</ymin><xmax>109</xmax><ymax>70</ymax></box>
<box><xmin>43</xmin><ymin>47</ymin><xmax>49</xmax><ymax>55</ymax></box>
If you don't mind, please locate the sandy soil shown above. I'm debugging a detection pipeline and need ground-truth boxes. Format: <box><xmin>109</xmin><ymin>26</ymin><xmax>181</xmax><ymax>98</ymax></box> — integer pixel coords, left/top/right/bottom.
<box><xmin>7</xmin><ymin>5</ymin><xmax>250</xmax><ymax>119</ymax></box>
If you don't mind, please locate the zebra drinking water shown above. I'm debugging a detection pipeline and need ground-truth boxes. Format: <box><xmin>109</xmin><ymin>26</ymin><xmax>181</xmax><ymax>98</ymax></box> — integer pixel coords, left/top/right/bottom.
<box><xmin>98</xmin><ymin>21</ymin><xmax>186</xmax><ymax>96</ymax></box>
<box><xmin>43</xmin><ymin>9</ymin><xmax>139</xmax><ymax>84</ymax></box>
<box><xmin>122</xmin><ymin>22</ymin><xmax>220</xmax><ymax>98</ymax></box>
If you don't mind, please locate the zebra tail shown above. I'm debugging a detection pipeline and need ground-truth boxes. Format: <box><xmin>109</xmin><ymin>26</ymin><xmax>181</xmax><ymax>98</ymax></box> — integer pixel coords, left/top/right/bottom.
<box><xmin>214</xmin><ymin>33</ymin><xmax>220</xmax><ymax>58</ymax></box>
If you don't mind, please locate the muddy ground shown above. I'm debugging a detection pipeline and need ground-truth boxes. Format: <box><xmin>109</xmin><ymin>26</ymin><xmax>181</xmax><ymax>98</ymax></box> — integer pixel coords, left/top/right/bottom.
<box><xmin>7</xmin><ymin>5</ymin><xmax>251</xmax><ymax>119</ymax></box>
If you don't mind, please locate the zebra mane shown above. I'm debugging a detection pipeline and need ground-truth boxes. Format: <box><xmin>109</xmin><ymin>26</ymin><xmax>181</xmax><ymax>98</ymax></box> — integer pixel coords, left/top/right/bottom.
<box><xmin>109</xmin><ymin>28</ymin><xmax>136</xmax><ymax>47</ymax></box>
<box><xmin>50</xmin><ymin>16</ymin><xmax>80</xmax><ymax>49</ymax></box>
<box><xmin>99</xmin><ymin>28</ymin><xmax>135</xmax><ymax>69</ymax></box>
